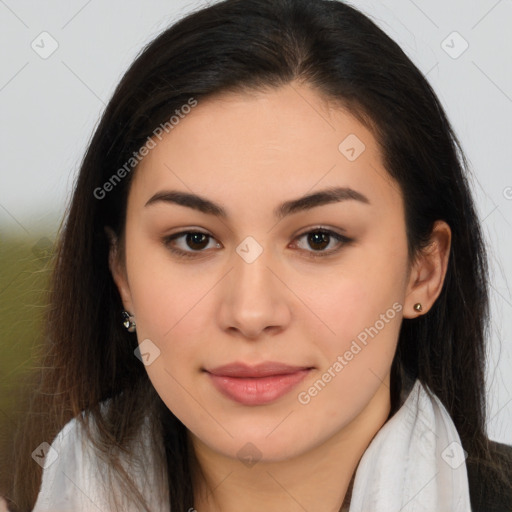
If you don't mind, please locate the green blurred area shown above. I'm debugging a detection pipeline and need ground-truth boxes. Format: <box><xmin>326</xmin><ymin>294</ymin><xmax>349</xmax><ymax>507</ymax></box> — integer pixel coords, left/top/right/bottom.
<box><xmin>0</xmin><ymin>233</ymin><xmax>54</xmax><ymax>474</ymax></box>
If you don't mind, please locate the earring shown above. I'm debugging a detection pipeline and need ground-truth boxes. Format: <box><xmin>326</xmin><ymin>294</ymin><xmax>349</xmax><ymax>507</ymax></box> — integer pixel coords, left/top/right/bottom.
<box><xmin>122</xmin><ymin>311</ymin><xmax>136</xmax><ymax>332</ymax></box>
<box><xmin>413</xmin><ymin>303</ymin><xmax>423</xmax><ymax>313</ymax></box>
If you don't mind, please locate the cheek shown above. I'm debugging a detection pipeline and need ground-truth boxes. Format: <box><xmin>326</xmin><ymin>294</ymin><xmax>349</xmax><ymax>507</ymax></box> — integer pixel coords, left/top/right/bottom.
<box><xmin>306</xmin><ymin>251</ymin><xmax>406</xmax><ymax>354</ymax></box>
<box><xmin>295</xmin><ymin>269</ymin><xmax>404</xmax><ymax>427</ymax></box>
<box><xmin>128</xmin><ymin>266</ymin><xmax>209</xmax><ymax>432</ymax></box>
<box><xmin>295</xmin><ymin>243</ymin><xmax>406</xmax><ymax>418</ymax></box>
<box><xmin>125</xmin><ymin>231</ymin><xmax>204</xmax><ymax>337</ymax></box>
<box><xmin>123</xmin><ymin>236</ymin><xmax>205</xmax><ymax>395</ymax></box>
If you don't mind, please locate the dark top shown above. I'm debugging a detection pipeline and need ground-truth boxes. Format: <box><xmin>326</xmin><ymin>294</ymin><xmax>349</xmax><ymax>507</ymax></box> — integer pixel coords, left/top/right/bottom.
<box><xmin>467</xmin><ymin>440</ymin><xmax>512</xmax><ymax>512</ymax></box>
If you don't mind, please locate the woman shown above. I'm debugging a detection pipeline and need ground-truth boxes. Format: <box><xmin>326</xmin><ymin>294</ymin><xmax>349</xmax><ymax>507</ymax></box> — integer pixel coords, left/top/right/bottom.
<box><xmin>9</xmin><ymin>0</ymin><xmax>512</xmax><ymax>510</ymax></box>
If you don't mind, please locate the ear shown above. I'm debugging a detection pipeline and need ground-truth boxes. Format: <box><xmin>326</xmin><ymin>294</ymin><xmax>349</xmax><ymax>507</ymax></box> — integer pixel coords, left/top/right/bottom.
<box><xmin>105</xmin><ymin>226</ymin><xmax>134</xmax><ymax>313</ymax></box>
<box><xmin>403</xmin><ymin>220</ymin><xmax>452</xmax><ymax>318</ymax></box>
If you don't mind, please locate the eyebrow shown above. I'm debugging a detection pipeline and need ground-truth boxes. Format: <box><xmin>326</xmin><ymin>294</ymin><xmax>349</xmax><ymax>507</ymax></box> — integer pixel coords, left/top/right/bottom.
<box><xmin>144</xmin><ymin>186</ymin><xmax>370</xmax><ymax>220</ymax></box>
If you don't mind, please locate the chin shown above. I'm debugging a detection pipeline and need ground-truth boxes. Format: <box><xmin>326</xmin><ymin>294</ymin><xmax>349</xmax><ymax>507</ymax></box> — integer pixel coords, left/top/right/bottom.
<box><xmin>192</xmin><ymin>417</ymin><xmax>325</xmax><ymax>463</ymax></box>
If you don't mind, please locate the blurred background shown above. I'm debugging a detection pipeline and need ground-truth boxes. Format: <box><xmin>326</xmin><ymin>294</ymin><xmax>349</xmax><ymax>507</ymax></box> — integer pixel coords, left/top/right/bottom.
<box><xmin>1</xmin><ymin>0</ymin><xmax>511</xmax><ymax>498</ymax></box>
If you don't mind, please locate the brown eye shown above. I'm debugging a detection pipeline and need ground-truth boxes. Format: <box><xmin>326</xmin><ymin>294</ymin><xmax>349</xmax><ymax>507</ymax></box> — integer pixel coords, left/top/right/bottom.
<box><xmin>306</xmin><ymin>231</ymin><xmax>330</xmax><ymax>251</ymax></box>
<box><xmin>184</xmin><ymin>232</ymin><xmax>210</xmax><ymax>250</ymax></box>
<box><xmin>163</xmin><ymin>231</ymin><xmax>220</xmax><ymax>258</ymax></box>
<box><xmin>293</xmin><ymin>228</ymin><xmax>352</xmax><ymax>258</ymax></box>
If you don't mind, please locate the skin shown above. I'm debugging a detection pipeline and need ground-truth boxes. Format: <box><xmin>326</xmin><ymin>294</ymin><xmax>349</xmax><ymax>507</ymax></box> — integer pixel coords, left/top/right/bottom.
<box><xmin>108</xmin><ymin>81</ymin><xmax>451</xmax><ymax>512</ymax></box>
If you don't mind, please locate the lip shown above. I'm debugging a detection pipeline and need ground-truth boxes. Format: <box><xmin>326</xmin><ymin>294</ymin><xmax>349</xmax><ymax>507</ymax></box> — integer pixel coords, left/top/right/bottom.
<box><xmin>205</xmin><ymin>362</ymin><xmax>313</xmax><ymax>405</ymax></box>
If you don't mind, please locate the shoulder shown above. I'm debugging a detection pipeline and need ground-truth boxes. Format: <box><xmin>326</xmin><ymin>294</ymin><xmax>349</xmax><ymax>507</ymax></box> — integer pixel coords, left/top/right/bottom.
<box><xmin>32</xmin><ymin>408</ymin><xmax>169</xmax><ymax>511</ymax></box>
<box><xmin>32</xmin><ymin>417</ymin><xmax>82</xmax><ymax>510</ymax></box>
<box><xmin>467</xmin><ymin>440</ymin><xmax>512</xmax><ymax>512</ymax></box>
<box><xmin>32</xmin><ymin>415</ymin><xmax>110</xmax><ymax>511</ymax></box>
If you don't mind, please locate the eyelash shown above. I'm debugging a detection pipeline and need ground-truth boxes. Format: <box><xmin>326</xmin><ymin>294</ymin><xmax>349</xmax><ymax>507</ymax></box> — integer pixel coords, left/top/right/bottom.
<box><xmin>162</xmin><ymin>228</ymin><xmax>353</xmax><ymax>260</ymax></box>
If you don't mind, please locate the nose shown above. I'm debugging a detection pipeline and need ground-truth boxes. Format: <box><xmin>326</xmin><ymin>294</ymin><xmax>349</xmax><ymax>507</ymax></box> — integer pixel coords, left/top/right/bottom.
<box><xmin>217</xmin><ymin>246</ymin><xmax>291</xmax><ymax>340</ymax></box>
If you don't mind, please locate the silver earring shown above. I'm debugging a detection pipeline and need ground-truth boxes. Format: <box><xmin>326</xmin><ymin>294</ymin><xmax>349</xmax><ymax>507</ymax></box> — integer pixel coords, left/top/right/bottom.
<box><xmin>122</xmin><ymin>311</ymin><xmax>136</xmax><ymax>332</ymax></box>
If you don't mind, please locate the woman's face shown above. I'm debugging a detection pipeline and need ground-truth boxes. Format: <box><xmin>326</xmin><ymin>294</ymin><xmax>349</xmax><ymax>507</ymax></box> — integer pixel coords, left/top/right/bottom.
<box><xmin>111</xmin><ymin>83</ymin><xmax>415</xmax><ymax>463</ymax></box>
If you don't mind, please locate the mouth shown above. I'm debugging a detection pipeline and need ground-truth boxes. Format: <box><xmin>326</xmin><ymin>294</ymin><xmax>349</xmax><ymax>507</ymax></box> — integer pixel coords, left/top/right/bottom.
<box><xmin>204</xmin><ymin>361</ymin><xmax>314</xmax><ymax>406</ymax></box>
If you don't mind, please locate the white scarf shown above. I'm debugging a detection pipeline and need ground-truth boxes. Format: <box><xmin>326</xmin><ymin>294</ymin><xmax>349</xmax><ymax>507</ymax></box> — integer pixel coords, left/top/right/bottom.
<box><xmin>348</xmin><ymin>379</ymin><xmax>472</xmax><ymax>512</ymax></box>
<box><xmin>33</xmin><ymin>380</ymin><xmax>472</xmax><ymax>511</ymax></box>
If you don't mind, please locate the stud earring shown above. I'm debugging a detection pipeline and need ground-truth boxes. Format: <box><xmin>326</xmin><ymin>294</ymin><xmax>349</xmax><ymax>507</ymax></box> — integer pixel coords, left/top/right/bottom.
<box><xmin>122</xmin><ymin>311</ymin><xmax>136</xmax><ymax>332</ymax></box>
<box><xmin>413</xmin><ymin>303</ymin><xmax>423</xmax><ymax>313</ymax></box>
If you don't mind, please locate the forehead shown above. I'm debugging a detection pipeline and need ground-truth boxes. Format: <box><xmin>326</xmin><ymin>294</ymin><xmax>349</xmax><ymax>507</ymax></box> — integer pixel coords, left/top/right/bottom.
<box><xmin>130</xmin><ymin>83</ymin><xmax>401</xmax><ymax>215</ymax></box>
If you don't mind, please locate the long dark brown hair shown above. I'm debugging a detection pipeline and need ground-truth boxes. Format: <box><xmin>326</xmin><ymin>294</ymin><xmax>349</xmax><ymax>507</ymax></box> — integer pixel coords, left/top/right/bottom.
<box><xmin>7</xmin><ymin>0</ymin><xmax>512</xmax><ymax>510</ymax></box>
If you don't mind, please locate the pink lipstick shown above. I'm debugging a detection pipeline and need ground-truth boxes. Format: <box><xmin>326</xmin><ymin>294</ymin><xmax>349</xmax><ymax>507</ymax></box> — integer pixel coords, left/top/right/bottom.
<box><xmin>205</xmin><ymin>362</ymin><xmax>312</xmax><ymax>405</ymax></box>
